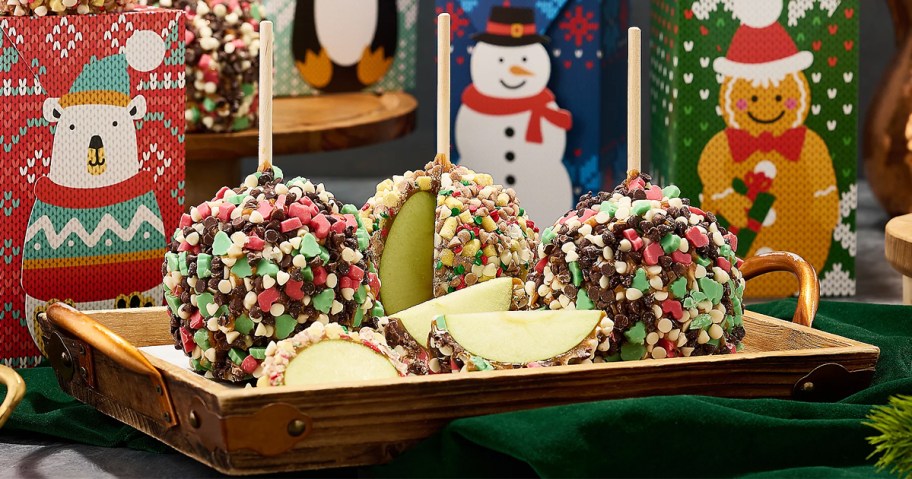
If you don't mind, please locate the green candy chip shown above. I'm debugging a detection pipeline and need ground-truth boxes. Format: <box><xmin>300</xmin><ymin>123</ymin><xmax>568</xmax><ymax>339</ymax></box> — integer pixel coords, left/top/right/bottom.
<box><xmin>275</xmin><ymin>314</ymin><xmax>296</xmax><ymax>340</ymax></box>
<box><xmin>662</xmin><ymin>185</ymin><xmax>681</xmax><ymax>198</ymax></box>
<box><xmin>234</xmin><ymin>314</ymin><xmax>253</xmax><ymax>335</ymax></box>
<box><xmin>353</xmin><ymin>307</ymin><xmax>364</xmax><ymax>328</ymax></box>
<box><xmin>624</xmin><ymin>322</ymin><xmax>647</xmax><ymax>344</ymax></box>
<box><xmin>178</xmin><ymin>251</ymin><xmax>189</xmax><ymax>276</ymax></box>
<box><xmin>631</xmin><ymin>200</ymin><xmax>652</xmax><ymax>215</ymax></box>
<box><xmin>631</xmin><ymin>268</ymin><xmax>649</xmax><ymax>292</ymax></box>
<box><xmin>313</xmin><ymin>289</ymin><xmax>334</xmax><ymax>314</ymax></box>
<box><xmin>568</xmin><ymin>261</ymin><xmax>583</xmax><ymax>287</ymax></box>
<box><xmin>576</xmin><ymin>290</ymin><xmax>594</xmax><ymax>310</ymax></box>
<box><xmin>165</xmin><ymin>292</ymin><xmax>182</xmax><ymax>315</ymax></box>
<box><xmin>354</xmin><ymin>285</ymin><xmax>367</xmax><ymax>304</ymax></box>
<box><xmin>212</xmin><ymin>231</ymin><xmax>232</xmax><ymax>256</ymax></box>
<box><xmin>165</xmin><ymin>252</ymin><xmax>179</xmax><ymax>273</ymax></box>
<box><xmin>299</xmin><ymin>233</ymin><xmax>321</xmax><ymax>258</ymax></box>
<box><xmin>620</xmin><ymin>343</ymin><xmax>647</xmax><ymax>361</ymax></box>
<box><xmin>660</xmin><ymin>234</ymin><xmax>681</xmax><ymax>254</ymax></box>
<box><xmin>196</xmin><ymin>293</ymin><xmax>215</xmax><ymax>318</ymax></box>
<box><xmin>371</xmin><ymin>301</ymin><xmax>385</xmax><ymax>318</ymax></box>
<box><xmin>599</xmin><ymin>201</ymin><xmax>618</xmax><ymax>216</ymax></box>
<box><xmin>256</xmin><ymin>259</ymin><xmax>279</xmax><ymax>277</ymax></box>
<box><xmin>689</xmin><ymin>314</ymin><xmax>712</xmax><ymax>330</ymax></box>
<box><xmin>249</xmin><ymin>347</ymin><xmax>267</xmax><ymax>360</ymax></box>
<box><xmin>670</xmin><ymin>277</ymin><xmax>688</xmax><ymax>299</ymax></box>
<box><xmin>541</xmin><ymin>227</ymin><xmax>556</xmax><ymax>245</ymax></box>
<box><xmin>193</xmin><ymin>329</ymin><xmax>210</xmax><ymax>350</ymax></box>
<box><xmin>229</xmin><ymin>348</ymin><xmax>246</xmax><ymax>365</ymax></box>
<box><xmin>231</xmin><ymin>259</ymin><xmax>252</xmax><ymax>278</ymax></box>
<box><xmin>196</xmin><ymin>253</ymin><xmax>212</xmax><ymax>278</ymax></box>
<box><xmin>301</xmin><ymin>266</ymin><xmax>314</xmax><ymax>282</ymax></box>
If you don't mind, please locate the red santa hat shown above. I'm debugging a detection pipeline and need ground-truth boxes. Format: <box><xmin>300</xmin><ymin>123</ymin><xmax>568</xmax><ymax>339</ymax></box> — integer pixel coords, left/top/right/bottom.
<box><xmin>713</xmin><ymin>0</ymin><xmax>812</xmax><ymax>83</ymax></box>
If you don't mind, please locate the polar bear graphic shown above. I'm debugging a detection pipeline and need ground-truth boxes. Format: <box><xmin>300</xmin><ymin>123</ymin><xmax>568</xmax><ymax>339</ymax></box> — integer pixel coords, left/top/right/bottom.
<box><xmin>23</xmin><ymin>31</ymin><xmax>169</xmax><ymax>354</ymax></box>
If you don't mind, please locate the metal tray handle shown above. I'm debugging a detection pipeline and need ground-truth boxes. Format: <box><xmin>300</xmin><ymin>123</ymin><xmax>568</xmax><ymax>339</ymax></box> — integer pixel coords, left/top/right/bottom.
<box><xmin>0</xmin><ymin>365</ymin><xmax>25</xmax><ymax>429</ymax></box>
<box><xmin>740</xmin><ymin>251</ymin><xmax>819</xmax><ymax>328</ymax></box>
<box><xmin>45</xmin><ymin>302</ymin><xmax>177</xmax><ymax>427</ymax></box>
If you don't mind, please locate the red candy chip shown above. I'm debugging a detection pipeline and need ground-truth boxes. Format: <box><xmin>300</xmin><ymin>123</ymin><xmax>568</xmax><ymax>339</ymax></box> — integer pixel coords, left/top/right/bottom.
<box><xmin>687</xmin><ymin>206</ymin><xmax>705</xmax><ymax>217</ymax></box>
<box><xmin>629</xmin><ymin>177</ymin><xmax>645</xmax><ymax>190</ymax></box>
<box><xmin>331</xmin><ymin>217</ymin><xmax>348</xmax><ymax>234</ymax></box>
<box><xmin>645</xmin><ymin>185</ymin><xmax>663</xmax><ymax>200</ymax></box>
<box><xmin>285</xmin><ymin>279</ymin><xmax>304</xmax><ymax>301</ymax></box>
<box><xmin>622</xmin><ymin>228</ymin><xmax>640</xmax><ymax>241</ymax></box>
<box><xmin>179</xmin><ymin>213</ymin><xmax>193</xmax><ymax>228</ymax></box>
<box><xmin>241</xmin><ymin>355</ymin><xmax>259</xmax><ymax>374</ymax></box>
<box><xmin>256</xmin><ymin>200</ymin><xmax>273</xmax><ymax>219</ymax></box>
<box><xmin>578</xmin><ymin>208</ymin><xmax>598</xmax><ymax>223</ymax></box>
<box><xmin>275</xmin><ymin>194</ymin><xmax>287</xmax><ymax>211</ymax></box>
<box><xmin>685</xmin><ymin>227</ymin><xmax>709</xmax><ymax>248</ymax></box>
<box><xmin>735</xmin><ymin>258</ymin><xmax>744</xmax><ymax>269</ymax></box>
<box><xmin>215</xmin><ymin>186</ymin><xmax>230</xmax><ymax>199</ymax></box>
<box><xmin>368</xmin><ymin>272</ymin><xmax>380</xmax><ymax>295</ymax></box>
<box><xmin>218</xmin><ymin>203</ymin><xmax>235</xmax><ymax>222</ymax></box>
<box><xmin>189</xmin><ymin>311</ymin><xmax>204</xmax><ymax>329</ymax></box>
<box><xmin>343</xmin><ymin>214</ymin><xmax>358</xmax><ymax>229</ymax></box>
<box><xmin>257</xmin><ymin>288</ymin><xmax>280</xmax><ymax>311</ymax></box>
<box><xmin>177</xmin><ymin>241</ymin><xmax>192</xmax><ymax>252</ymax></box>
<box><xmin>179</xmin><ymin>327</ymin><xmax>194</xmax><ymax>353</ymax></box>
<box><xmin>312</xmin><ymin>266</ymin><xmax>328</xmax><ymax>286</ymax></box>
<box><xmin>717</xmin><ymin>257</ymin><xmax>732</xmax><ymax>273</ymax></box>
<box><xmin>339</xmin><ymin>276</ymin><xmax>353</xmax><ymax>290</ymax></box>
<box><xmin>657</xmin><ymin>338</ymin><xmax>677</xmax><ymax>358</ymax></box>
<box><xmin>535</xmin><ymin>256</ymin><xmax>549</xmax><ymax>274</ymax></box>
<box><xmin>311</xmin><ymin>214</ymin><xmax>331</xmax><ymax>239</ymax></box>
<box><xmin>281</xmin><ymin>217</ymin><xmax>302</xmax><ymax>233</ymax></box>
<box><xmin>288</xmin><ymin>202</ymin><xmax>313</xmax><ymax>224</ymax></box>
<box><xmin>724</xmin><ymin>233</ymin><xmax>738</xmax><ymax>252</ymax></box>
<box><xmin>246</xmin><ymin>234</ymin><xmax>265</xmax><ymax>251</ymax></box>
<box><xmin>197</xmin><ymin>202</ymin><xmax>211</xmax><ymax>219</ymax></box>
<box><xmin>661</xmin><ymin>300</ymin><xmax>683</xmax><ymax>320</ymax></box>
<box><xmin>671</xmin><ymin>251</ymin><xmax>692</xmax><ymax>264</ymax></box>
<box><xmin>643</xmin><ymin>242</ymin><xmax>664</xmax><ymax>265</ymax></box>
<box><xmin>348</xmin><ymin>265</ymin><xmax>365</xmax><ymax>283</ymax></box>
<box><xmin>630</xmin><ymin>236</ymin><xmax>644</xmax><ymax>251</ymax></box>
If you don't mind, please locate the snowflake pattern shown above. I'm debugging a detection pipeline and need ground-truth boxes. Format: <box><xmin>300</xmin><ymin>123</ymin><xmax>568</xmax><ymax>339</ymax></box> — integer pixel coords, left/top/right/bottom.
<box><xmin>691</xmin><ymin>0</ymin><xmax>733</xmax><ymax>21</ymax></box>
<box><xmin>437</xmin><ymin>2</ymin><xmax>471</xmax><ymax>39</ymax></box>
<box><xmin>833</xmin><ymin>222</ymin><xmax>855</xmax><ymax>256</ymax></box>
<box><xmin>819</xmin><ymin>263</ymin><xmax>855</xmax><ymax>296</ymax></box>
<box><xmin>787</xmin><ymin>0</ymin><xmax>842</xmax><ymax>26</ymax></box>
<box><xmin>558</xmin><ymin>5</ymin><xmax>599</xmax><ymax>48</ymax></box>
<box><xmin>839</xmin><ymin>183</ymin><xmax>856</xmax><ymax>220</ymax></box>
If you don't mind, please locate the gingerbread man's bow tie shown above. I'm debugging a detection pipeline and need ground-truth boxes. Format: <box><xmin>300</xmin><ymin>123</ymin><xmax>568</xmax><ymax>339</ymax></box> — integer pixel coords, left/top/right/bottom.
<box><xmin>725</xmin><ymin>127</ymin><xmax>807</xmax><ymax>163</ymax></box>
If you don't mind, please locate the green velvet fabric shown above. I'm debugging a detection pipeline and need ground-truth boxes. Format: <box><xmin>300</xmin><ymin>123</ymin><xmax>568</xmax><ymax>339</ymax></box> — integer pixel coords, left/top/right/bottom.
<box><xmin>2</xmin><ymin>300</ymin><xmax>911</xmax><ymax>477</ymax></box>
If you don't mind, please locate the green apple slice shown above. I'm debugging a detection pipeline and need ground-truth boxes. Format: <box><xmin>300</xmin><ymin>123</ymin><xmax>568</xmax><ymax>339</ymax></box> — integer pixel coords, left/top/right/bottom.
<box><xmin>438</xmin><ymin>310</ymin><xmax>604</xmax><ymax>364</ymax></box>
<box><xmin>379</xmin><ymin>191</ymin><xmax>436</xmax><ymax>314</ymax></box>
<box><xmin>394</xmin><ymin>277</ymin><xmax>514</xmax><ymax>348</ymax></box>
<box><xmin>284</xmin><ymin>340</ymin><xmax>401</xmax><ymax>387</ymax></box>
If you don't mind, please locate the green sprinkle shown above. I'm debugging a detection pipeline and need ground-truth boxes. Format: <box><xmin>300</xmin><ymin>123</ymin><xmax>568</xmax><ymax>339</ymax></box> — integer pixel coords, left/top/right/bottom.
<box><xmin>720</xmin><ymin>244</ymin><xmax>734</xmax><ymax>259</ymax></box>
<box><xmin>670</xmin><ymin>277</ymin><xmax>688</xmax><ymax>298</ymax></box>
<box><xmin>454</xmin><ymin>265</ymin><xmax>465</xmax><ymax>275</ymax></box>
<box><xmin>473</xmin><ymin>215</ymin><xmax>483</xmax><ymax>225</ymax></box>
<box><xmin>190</xmin><ymin>358</ymin><xmax>203</xmax><ymax>371</ymax></box>
<box><xmin>471</xmin><ymin>356</ymin><xmax>494</xmax><ymax>371</ymax></box>
<box><xmin>301</xmin><ymin>266</ymin><xmax>313</xmax><ymax>282</ymax></box>
<box><xmin>197</xmin><ymin>293</ymin><xmax>215</xmax><ymax>318</ymax></box>
<box><xmin>435</xmin><ymin>314</ymin><xmax>447</xmax><ymax>331</ymax></box>
<box><xmin>436</xmin><ymin>260</ymin><xmax>443</xmax><ymax>270</ymax></box>
<box><xmin>194</xmin><ymin>329</ymin><xmax>210</xmax><ymax>350</ymax></box>
<box><xmin>229</xmin><ymin>348</ymin><xmax>246</xmax><ymax>365</ymax></box>
<box><xmin>519</xmin><ymin>208</ymin><xmax>525</xmax><ymax>216</ymax></box>
<box><xmin>440</xmin><ymin>189</ymin><xmax>453</xmax><ymax>196</ymax></box>
<box><xmin>699</xmin><ymin>277</ymin><xmax>724</xmax><ymax>304</ymax></box>
<box><xmin>165</xmin><ymin>252</ymin><xmax>179</xmax><ymax>273</ymax></box>
<box><xmin>736</xmin><ymin>342</ymin><xmax>744</xmax><ymax>351</ymax></box>
<box><xmin>165</xmin><ymin>292</ymin><xmax>182</xmax><ymax>315</ymax></box>
<box><xmin>602</xmin><ymin>353</ymin><xmax>622</xmax><ymax>362</ymax></box>
<box><xmin>271</xmin><ymin>165</ymin><xmax>284</xmax><ymax>180</ymax></box>
<box><xmin>178</xmin><ymin>251</ymin><xmax>189</xmax><ymax>276</ymax></box>
<box><xmin>203</xmin><ymin>97</ymin><xmax>216</xmax><ymax>112</ymax></box>
<box><xmin>313</xmin><ymin>289</ymin><xmax>334</xmax><ymax>314</ymax></box>
<box><xmin>724</xmin><ymin>315</ymin><xmax>735</xmax><ymax>330</ymax></box>
<box><xmin>231</xmin><ymin>259</ymin><xmax>252</xmax><ymax>278</ymax></box>
<box><xmin>196</xmin><ymin>253</ymin><xmax>212</xmax><ymax>278</ymax></box>
<box><xmin>356</xmin><ymin>229</ymin><xmax>370</xmax><ymax>251</ymax></box>
<box><xmin>662</xmin><ymin>185</ymin><xmax>681</xmax><ymax>198</ymax></box>
<box><xmin>631</xmin><ymin>268</ymin><xmax>649</xmax><ymax>292</ymax></box>
<box><xmin>275</xmin><ymin>314</ymin><xmax>296</xmax><ymax>339</ymax></box>
<box><xmin>234</xmin><ymin>314</ymin><xmax>253</xmax><ymax>335</ymax></box>
<box><xmin>212</xmin><ymin>231</ymin><xmax>231</xmax><ymax>256</ymax></box>
<box><xmin>569</xmin><ymin>261</ymin><xmax>583</xmax><ymax>287</ymax></box>
<box><xmin>226</xmin><ymin>193</ymin><xmax>245</xmax><ymax>205</ymax></box>
<box><xmin>576</xmin><ymin>290</ymin><xmax>594</xmax><ymax>310</ymax></box>
<box><xmin>353</xmin><ymin>307</ymin><xmax>364</xmax><ymax>327</ymax></box>
<box><xmin>451</xmin><ymin>207</ymin><xmax>460</xmax><ymax>216</ymax></box>
<box><xmin>541</xmin><ymin>226</ymin><xmax>556</xmax><ymax>244</ymax></box>
<box><xmin>231</xmin><ymin>116</ymin><xmax>250</xmax><ymax>131</ymax></box>
<box><xmin>249</xmin><ymin>347</ymin><xmax>267</xmax><ymax>360</ymax></box>
<box><xmin>690</xmin><ymin>291</ymin><xmax>708</xmax><ymax>303</ymax></box>
<box><xmin>461</xmin><ymin>180</ymin><xmax>471</xmax><ymax>186</ymax></box>
<box><xmin>319</xmin><ymin>246</ymin><xmax>330</xmax><ymax>263</ymax></box>
<box><xmin>256</xmin><ymin>259</ymin><xmax>279</xmax><ymax>277</ymax></box>
<box><xmin>620</xmin><ymin>343</ymin><xmax>647</xmax><ymax>361</ymax></box>
<box><xmin>599</xmin><ymin>201</ymin><xmax>618</xmax><ymax>216</ymax></box>
<box><xmin>683</xmin><ymin>296</ymin><xmax>697</xmax><ymax>309</ymax></box>
<box><xmin>695</xmin><ymin>255</ymin><xmax>712</xmax><ymax>267</ymax></box>
<box><xmin>371</xmin><ymin>301</ymin><xmax>385</xmax><ymax>318</ymax></box>
<box><xmin>631</xmin><ymin>200</ymin><xmax>652</xmax><ymax>215</ymax></box>
<box><xmin>624</xmin><ymin>322</ymin><xmax>647</xmax><ymax>344</ymax></box>
<box><xmin>661</xmin><ymin>234</ymin><xmax>681</xmax><ymax>254</ymax></box>
<box><xmin>299</xmin><ymin>233</ymin><xmax>321</xmax><ymax>257</ymax></box>
<box><xmin>689</xmin><ymin>314</ymin><xmax>713</xmax><ymax>330</ymax></box>
<box><xmin>706</xmin><ymin>338</ymin><xmax>720</xmax><ymax>347</ymax></box>
<box><xmin>341</xmin><ymin>204</ymin><xmax>358</xmax><ymax>215</ymax></box>
<box><xmin>354</xmin><ymin>285</ymin><xmax>367</xmax><ymax>304</ymax></box>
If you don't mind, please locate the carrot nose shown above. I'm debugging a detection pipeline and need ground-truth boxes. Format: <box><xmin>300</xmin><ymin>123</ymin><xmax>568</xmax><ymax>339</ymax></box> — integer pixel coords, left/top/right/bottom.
<box><xmin>509</xmin><ymin>65</ymin><xmax>534</xmax><ymax>76</ymax></box>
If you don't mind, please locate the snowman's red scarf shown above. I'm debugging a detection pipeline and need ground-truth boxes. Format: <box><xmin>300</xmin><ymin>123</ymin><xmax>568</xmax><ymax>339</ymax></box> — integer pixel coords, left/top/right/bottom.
<box><xmin>34</xmin><ymin>171</ymin><xmax>154</xmax><ymax>209</ymax></box>
<box><xmin>461</xmin><ymin>85</ymin><xmax>572</xmax><ymax>143</ymax></box>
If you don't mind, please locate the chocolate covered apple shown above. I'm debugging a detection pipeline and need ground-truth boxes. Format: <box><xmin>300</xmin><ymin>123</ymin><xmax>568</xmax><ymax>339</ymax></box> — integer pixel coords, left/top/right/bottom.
<box><xmin>526</xmin><ymin>172</ymin><xmax>746</xmax><ymax>361</ymax></box>
<box><xmin>360</xmin><ymin>157</ymin><xmax>539</xmax><ymax>315</ymax></box>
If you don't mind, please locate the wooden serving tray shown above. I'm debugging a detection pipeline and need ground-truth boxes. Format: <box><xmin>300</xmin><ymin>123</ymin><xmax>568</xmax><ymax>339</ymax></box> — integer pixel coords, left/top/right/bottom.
<box><xmin>35</xmin><ymin>253</ymin><xmax>880</xmax><ymax>475</ymax></box>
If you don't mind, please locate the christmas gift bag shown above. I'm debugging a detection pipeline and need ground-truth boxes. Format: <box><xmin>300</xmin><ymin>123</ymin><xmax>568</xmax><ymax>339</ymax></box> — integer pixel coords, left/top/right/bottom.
<box><xmin>650</xmin><ymin>0</ymin><xmax>858</xmax><ymax>297</ymax></box>
<box><xmin>438</xmin><ymin>0</ymin><xmax>629</xmax><ymax>225</ymax></box>
<box><xmin>0</xmin><ymin>8</ymin><xmax>186</xmax><ymax>367</ymax></box>
<box><xmin>262</xmin><ymin>0</ymin><xmax>417</xmax><ymax>96</ymax></box>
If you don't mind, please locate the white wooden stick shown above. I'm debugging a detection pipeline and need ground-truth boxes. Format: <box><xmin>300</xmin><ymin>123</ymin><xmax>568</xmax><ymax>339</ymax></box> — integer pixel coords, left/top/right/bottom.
<box><xmin>437</xmin><ymin>13</ymin><xmax>451</xmax><ymax>165</ymax></box>
<box><xmin>258</xmin><ymin>20</ymin><xmax>274</xmax><ymax>172</ymax></box>
<box><xmin>627</xmin><ymin>27</ymin><xmax>641</xmax><ymax>174</ymax></box>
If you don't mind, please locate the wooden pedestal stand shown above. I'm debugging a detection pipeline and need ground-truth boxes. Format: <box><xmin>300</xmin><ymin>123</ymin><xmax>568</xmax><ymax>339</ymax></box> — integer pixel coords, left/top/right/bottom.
<box><xmin>885</xmin><ymin>213</ymin><xmax>912</xmax><ymax>304</ymax></box>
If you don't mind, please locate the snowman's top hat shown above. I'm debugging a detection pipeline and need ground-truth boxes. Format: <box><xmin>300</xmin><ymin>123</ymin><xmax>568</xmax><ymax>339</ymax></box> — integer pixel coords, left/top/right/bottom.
<box><xmin>473</xmin><ymin>6</ymin><xmax>549</xmax><ymax>47</ymax></box>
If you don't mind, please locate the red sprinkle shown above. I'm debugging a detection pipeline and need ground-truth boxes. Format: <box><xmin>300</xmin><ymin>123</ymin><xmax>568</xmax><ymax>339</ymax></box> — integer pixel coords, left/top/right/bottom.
<box><xmin>629</xmin><ymin>177</ymin><xmax>645</xmax><ymax>190</ymax></box>
<box><xmin>197</xmin><ymin>202</ymin><xmax>211</xmax><ymax>219</ymax></box>
<box><xmin>288</xmin><ymin>202</ymin><xmax>312</xmax><ymax>224</ymax></box>
<box><xmin>179</xmin><ymin>327</ymin><xmax>194</xmax><ymax>353</ymax></box>
<box><xmin>310</xmin><ymin>214</ymin><xmax>331</xmax><ymax>239</ymax></box>
<box><xmin>343</xmin><ymin>214</ymin><xmax>358</xmax><ymax>229</ymax></box>
<box><xmin>257</xmin><ymin>288</ymin><xmax>280</xmax><ymax>311</ymax></box>
<box><xmin>490</xmin><ymin>210</ymin><xmax>499</xmax><ymax>221</ymax></box>
<box><xmin>215</xmin><ymin>186</ymin><xmax>230</xmax><ymax>199</ymax></box>
<box><xmin>657</xmin><ymin>338</ymin><xmax>677</xmax><ymax>358</ymax></box>
<box><xmin>348</xmin><ymin>265</ymin><xmax>365</xmax><ymax>283</ymax></box>
<box><xmin>671</xmin><ymin>251</ymin><xmax>692</xmax><ymax>265</ymax></box>
<box><xmin>246</xmin><ymin>234</ymin><xmax>265</xmax><ymax>251</ymax></box>
<box><xmin>275</xmin><ymin>194</ymin><xmax>287</xmax><ymax>210</ymax></box>
<box><xmin>643</xmin><ymin>242</ymin><xmax>664</xmax><ymax>265</ymax></box>
<box><xmin>724</xmin><ymin>232</ymin><xmax>738</xmax><ymax>252</ymax></box>
<box><xmin>645</xmin><ymin>185</ymin><xmax>663</xmax><ymax>200</ymax></box>
<box><xmin>368</xmin><ymin>272</ymin><xmax>380</xmax><ymax>296</ymax></box>
<box><xmin>535</xmin><ymin>256</ymin><xmax>548</xmax><ymax>274</ymax></box>
<box><xmin>578</xmin><ymin>208</ymin><xmax>598</xmax><ymax>223</ymax></box>
<box><xmin>331</xmin><ymin>218</ymin><xmax>347</xmax><ymax>234</ymax></box>
<box><xmin>281</xmin><ymin>217</ymin><xmax>302</xmax><ymax>233</ymax></box>
<box><xmin>218</xmin><ymin>203</ymin><xmax>235</xmax><ymax>222</ymax></box>
<box><xmin>685</xmin><ymin>227</ymin><xmax>709</xmax><ymax>248</ymax></box>
<box><xmin>717</xmin><ymin>257</ymin><xmax>732</xmax><ymax>273</ymax></box>
<box><xmin>481</xmin><ymin>255</ymin><xmax>489</xmax><ymax>265</ymax></box>
<box><xmin>177</xmin><ymin>241</ymin><xmax>193</xmax><ymax>252</ymax></box>
<box><xmin>285</xmin><ymin>279</ymin><xmax>304</xmax><ymax>300</ymax></box>
<box><xmin>189</xmin><ymin>311</ymin><xmax>204</xmax><ymax>329</ymax></box>
<box><xmin>735</xmin><ymin>258</ymin><xmax>744</xmax><ymax>269</ymax></box>
<box><xmin>312</xmin><ymin>266</ymin><xmax>328</xmax><ymax>286</ymax></box>
<box><xmin>661</xmin><ymin>300</ymin><xmax>683</xmax><ymax>320</ymax></box>
<box><xmin>256</xmin><ymin>200</ymin><xmax>273</xmax><ymax>219</ymax></box>
<box><xmin>339</xmin><ymin>276</ymin><xmax>353</xmax><ymax>290</ymax></box>
<box><xmin>179</xmin><ymin>213</ymin><xmax>192</xmax><ymax>228</ymax></box>
<box><xmin>240</xmin><ymin>355</ymin><xmax>259</xmax><ymax>374</ymax></box>
<box><xmin>687</xmin><ymin>206</ymin><xmax>706</xmax><ymax>217</ymax></box>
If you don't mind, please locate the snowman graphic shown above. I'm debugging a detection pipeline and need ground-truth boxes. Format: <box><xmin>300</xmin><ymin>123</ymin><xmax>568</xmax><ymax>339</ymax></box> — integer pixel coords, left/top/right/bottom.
<box><xmin>697</xmin><ymin>0</ymin><xmax>839</xmax><ymax>296</ymax></box>
<box><xmin>22</xmin><ymin>30</ymin><xmax>169</xmax><ymax>348</ymax></box>
<box><xmin>455</xmin><ymin>6</ymin><xmax>572</xmax><ymax>224</ymax></box>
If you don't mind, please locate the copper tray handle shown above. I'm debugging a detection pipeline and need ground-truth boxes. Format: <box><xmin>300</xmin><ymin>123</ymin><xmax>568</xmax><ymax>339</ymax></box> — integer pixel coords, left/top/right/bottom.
<box><xmin>0</xmin><ymin>365</ymin><xmax>25</xmax><ymax>429</ymax></box>
<box><xmin>740</xmin><ymin>251</ymin><xmax>819</xmax><ymax>328</ymax></box>
<box><xmin>45</xmin><ymin>302</ymin><xmax>177</xmax><ymax>427</ymax></box>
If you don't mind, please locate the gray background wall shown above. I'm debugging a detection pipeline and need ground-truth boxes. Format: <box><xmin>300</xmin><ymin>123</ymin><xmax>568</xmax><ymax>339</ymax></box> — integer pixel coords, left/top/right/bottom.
<box><xmin>247</xmin><ymin>0</ymin><xmax>897</xmax><ymax>205</ymax></box>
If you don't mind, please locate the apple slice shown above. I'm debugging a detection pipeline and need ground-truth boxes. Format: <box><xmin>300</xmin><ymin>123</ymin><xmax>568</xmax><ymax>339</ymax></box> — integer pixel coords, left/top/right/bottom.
<box><xmin>429</xmin><ymin>311</ymin><xmax>614</xmax><ymax>372</ymax></box>
<box><xmin>390</xmin><ymin>277</ymin><xmax>516</xmax><ymax>348</ymax></box>
<box><xmin>378</xmin><ymin>191</ymin><xmax>436</xmax><ymax>314</ymax></box>
<box><xmin>258</xmin><ymin>323</ymin><xmax>407</xmax><ymax>387</ymax></box>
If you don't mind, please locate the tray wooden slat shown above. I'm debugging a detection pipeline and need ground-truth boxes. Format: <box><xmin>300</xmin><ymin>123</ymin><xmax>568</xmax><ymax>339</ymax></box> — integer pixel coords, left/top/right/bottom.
<box><xmin>38</xmin><ymin>307</ymin><xmax>879</xmax><ymax>475</ymax></box>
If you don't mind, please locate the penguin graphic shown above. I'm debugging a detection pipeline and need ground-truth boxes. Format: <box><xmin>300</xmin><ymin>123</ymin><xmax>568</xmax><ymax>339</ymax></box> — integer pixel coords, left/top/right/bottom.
<box><xmin>293</xmin><ymin>0</ymin><xmax>398</xmax><ymax>93</ymax></box>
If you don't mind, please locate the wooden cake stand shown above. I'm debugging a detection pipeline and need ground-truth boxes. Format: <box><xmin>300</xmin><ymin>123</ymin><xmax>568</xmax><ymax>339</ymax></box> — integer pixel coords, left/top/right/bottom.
<box><xmin>184</xmin><ymin>92</ymin><xmax>417</xmax><ymax>206</ymax></box>
<box><xmin>885</xmin><ymin>213</ymin><xmax>912</xmax><ymax>304</ymax></box>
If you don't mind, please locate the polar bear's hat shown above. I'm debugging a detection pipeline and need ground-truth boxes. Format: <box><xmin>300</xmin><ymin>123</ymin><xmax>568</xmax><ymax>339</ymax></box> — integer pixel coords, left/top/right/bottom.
<box><xmin>59</xmin><ymin>31</ymin><xmax>166</xmax><ymax>109</ymax></box>
<box><xmin>713</xmin><ymin>0</ymin><xmax>812</xmax><ymax>82</ymax></box>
